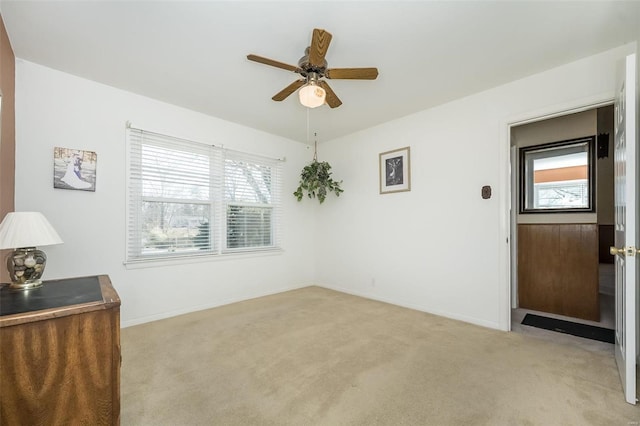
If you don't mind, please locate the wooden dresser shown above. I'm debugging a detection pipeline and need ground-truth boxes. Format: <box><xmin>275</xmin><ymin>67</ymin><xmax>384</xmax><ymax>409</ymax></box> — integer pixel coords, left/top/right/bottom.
<box><xmin>0</xmin><ymin>275</ymin><xmax>121</xmax><ymax>425</ymax></box>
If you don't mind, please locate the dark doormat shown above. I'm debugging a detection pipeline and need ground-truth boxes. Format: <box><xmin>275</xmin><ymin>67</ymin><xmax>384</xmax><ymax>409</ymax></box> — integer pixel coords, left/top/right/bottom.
<box><xmin>521</xmin><ymin>313</ymin><xmax>614</xmax><ymax>344</ymax></box>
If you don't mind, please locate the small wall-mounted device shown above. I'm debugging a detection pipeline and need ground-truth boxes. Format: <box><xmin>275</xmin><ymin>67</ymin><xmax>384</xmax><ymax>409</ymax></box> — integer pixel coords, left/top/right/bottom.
<box><xmin>481</xmin><ymin>185</ymin><xmax>492</xmax><ymax>199</ymax></box>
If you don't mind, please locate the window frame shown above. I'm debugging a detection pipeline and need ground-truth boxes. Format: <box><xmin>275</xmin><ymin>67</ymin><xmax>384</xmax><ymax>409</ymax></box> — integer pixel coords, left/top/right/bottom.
<box><xmin>126</xmin><ymin>127</ymin><xmax>282</xmax><ymax>264</ymax></box>
<box><xmin>519</xmin><ymin>136</ymin><xmax>596</xmax><ymax>214</ymax></box>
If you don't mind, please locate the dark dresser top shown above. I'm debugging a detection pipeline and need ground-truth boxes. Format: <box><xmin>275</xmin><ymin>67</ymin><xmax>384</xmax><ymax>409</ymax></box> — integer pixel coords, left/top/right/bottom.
<box><xmin>0</xmin><ymin>275</ymin><xmax>119</xmax><ymax>327</ymax></box>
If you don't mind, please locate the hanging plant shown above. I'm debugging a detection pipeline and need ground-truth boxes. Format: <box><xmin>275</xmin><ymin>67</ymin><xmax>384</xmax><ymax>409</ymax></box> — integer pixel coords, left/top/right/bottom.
<box><xmin>294</xmin><ymin>160</ymin><xmax>343</xmax><ymax>203</ymax></box>
<box><xmin>294</xmin><ymin>133</ymin><xmax>343</xmax><ymax>204</ymax></box>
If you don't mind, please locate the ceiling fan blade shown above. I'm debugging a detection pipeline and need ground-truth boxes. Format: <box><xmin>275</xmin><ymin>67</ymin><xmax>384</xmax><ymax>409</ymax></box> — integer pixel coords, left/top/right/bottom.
<box><xmin>308</xmin><ymin>28</ymin><xmax>333</xmax><ymax>67</ymax></box>
<box><xmin>318</xmin><ymin>81</ymin><xmax>342</xmax><ymax>108</ymax></box>
<box><xmin>325</xmin><ymin>67</ymin><xmax>379</xmax><ymax>80</ymax></box>
<box><xmin>247</xmin><ymin>54</ymin><xmax>300</xmax><ymax>73</ymax></box>
<box><xmin>272</xmin><ymin>79</ymin><xmax>306</xmax><ymax>101</ymax></box>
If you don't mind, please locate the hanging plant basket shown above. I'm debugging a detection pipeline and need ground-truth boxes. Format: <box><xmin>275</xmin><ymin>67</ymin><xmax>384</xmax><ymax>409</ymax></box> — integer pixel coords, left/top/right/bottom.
<box><xmin>294</xmin><ymin>160</ymin><xmax>343</xmax><ymax>204</ymax></box>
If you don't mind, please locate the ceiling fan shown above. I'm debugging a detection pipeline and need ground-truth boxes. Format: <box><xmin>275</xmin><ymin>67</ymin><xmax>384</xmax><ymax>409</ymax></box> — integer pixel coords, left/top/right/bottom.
<box><xmin>247</xmin><ymin>28</ymin><xmax>378</xmax><ymax>108</ymax></box>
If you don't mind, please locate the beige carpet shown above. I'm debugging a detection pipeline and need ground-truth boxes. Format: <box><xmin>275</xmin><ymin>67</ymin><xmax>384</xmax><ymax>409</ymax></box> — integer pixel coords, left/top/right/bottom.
<box><xmin>121</xmin><ymin>286</ymin><xmax>640</xmax><ymax>425</ymax></box>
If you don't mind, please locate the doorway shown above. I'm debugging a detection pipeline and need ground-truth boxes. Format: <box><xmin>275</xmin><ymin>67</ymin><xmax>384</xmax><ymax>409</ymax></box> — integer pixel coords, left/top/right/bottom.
<box><xmin>509</xmin><ymin>105</ymin><xmax>615</xmax><ymax>348</ymax></box>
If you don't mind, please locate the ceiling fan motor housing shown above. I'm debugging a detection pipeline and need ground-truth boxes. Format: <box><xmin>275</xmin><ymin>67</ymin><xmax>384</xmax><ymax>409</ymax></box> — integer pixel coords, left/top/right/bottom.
<box><xmin>298</xmin><ymin>49</ymin><xmax>328</xmax><ymax>78</ymax></box>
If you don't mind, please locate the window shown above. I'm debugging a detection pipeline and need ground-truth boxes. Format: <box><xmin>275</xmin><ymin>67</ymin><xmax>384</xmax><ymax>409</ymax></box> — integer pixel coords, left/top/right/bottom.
<box><xmin>519</xmin><ymin>136</ymin><xmax>595</xmax><ymax>213</ymax></box>
<box><xmin>127</xmin><ymin>128</ymin><xmax>281</xmax><ymax>262</ymax></box>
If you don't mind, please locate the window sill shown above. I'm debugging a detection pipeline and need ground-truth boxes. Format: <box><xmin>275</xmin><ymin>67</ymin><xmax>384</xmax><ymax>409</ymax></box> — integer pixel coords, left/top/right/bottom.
<box><xmin>123</xmin><ymin>248</ymin><xmax>283</xmax><ymax>269</ymax></box>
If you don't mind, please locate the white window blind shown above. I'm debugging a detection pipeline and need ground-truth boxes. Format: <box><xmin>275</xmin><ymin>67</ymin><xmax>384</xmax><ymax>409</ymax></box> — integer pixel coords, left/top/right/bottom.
<box><xmin>126</xmin><ymin>127</ymin><xmax>281</xmax><ymax>262</ymax></box>
<box><xmin>224</xmin><ymin>150</ymin><xmax>281</xmax><ymax>252</ymax></box>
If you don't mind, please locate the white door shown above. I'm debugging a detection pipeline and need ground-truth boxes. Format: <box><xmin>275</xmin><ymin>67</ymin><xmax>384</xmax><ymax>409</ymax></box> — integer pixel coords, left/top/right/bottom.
<box><xmin>611</xmin><ymin>53</ymin><xmax>637</xmax><ymax>405</ymax></box>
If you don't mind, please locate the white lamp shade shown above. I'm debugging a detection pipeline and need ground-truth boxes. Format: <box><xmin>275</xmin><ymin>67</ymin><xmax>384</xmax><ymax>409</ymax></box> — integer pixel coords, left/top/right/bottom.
<box><xmin>298</xmin><ymin>84</ymin><xmax>326</xmax><ymax>108</ymax></box>
<box><xmin>0</xmin><ymin>212</ymin><xmax>64</xmax><ymax>249</ymax></box>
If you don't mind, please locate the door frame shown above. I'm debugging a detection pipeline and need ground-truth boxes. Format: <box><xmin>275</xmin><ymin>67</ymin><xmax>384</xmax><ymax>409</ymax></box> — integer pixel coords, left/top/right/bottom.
<box><xmin>501</xmin><ymin>94</ymin><xmax>615</xmax><ymax>332</ymax></box>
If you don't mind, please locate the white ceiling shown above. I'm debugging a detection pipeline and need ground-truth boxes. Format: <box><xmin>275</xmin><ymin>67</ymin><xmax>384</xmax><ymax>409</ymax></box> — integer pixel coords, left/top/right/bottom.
<box><xmin>1</xmin><ymin>1</ymin><xmax>639</xmax><ymax>144</ymax></box>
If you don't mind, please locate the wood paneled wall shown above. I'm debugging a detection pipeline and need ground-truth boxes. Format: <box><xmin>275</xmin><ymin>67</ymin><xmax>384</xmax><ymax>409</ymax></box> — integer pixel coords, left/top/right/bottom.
<box><xmin>598</xmin><ymin>224</ymin><xmax>614</xmax><ymax>264</ymax></box>
<box><xmin>518</xmin><ymin>223</ymin><xmax>599</xmax><ymax>321</ymax></box>
<box><xmin>0</xmin><ymin>16</ymin><xmax>16</xmax><ymax>283</ymax></box>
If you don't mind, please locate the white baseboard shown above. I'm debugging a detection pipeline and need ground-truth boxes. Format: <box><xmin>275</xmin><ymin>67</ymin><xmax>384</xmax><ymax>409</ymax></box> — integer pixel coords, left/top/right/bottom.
<box><xmin>122</xmin><ymin>282</ymin><xmax>503</xmax><ymax>332</ymax></box>
<box><xmin>121</xmin><ymin>283</ymin><xmax>310</xmax><ymax>328</ymax></box>
<box><xmin>316</xmin><ymin>283</ymin><xmax>502</xmax><ymax>331</ymax></box>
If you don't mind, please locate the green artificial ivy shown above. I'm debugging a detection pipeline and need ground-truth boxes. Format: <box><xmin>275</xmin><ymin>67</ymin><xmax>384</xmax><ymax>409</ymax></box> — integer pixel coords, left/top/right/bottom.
<box><xmin>293</xmin><ymin>160</ymin><xmax>343</xmax><ymax>204</ymax></box>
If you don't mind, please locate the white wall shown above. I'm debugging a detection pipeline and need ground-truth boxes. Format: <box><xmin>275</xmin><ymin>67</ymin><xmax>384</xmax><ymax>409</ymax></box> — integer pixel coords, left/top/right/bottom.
<box><xmin>315</xmin><ymin>44</ymin><xmax>635</xmax><ymax>331</ymax></box>
<box><xmin>14</xmin><ymin>60</ymin><xmax>317</xmax><ymax>327</ymax></box>
<box><xmin>12</xmin><ymin>43</ymin><xmax>638</xmax><ymax>332</ymax></box>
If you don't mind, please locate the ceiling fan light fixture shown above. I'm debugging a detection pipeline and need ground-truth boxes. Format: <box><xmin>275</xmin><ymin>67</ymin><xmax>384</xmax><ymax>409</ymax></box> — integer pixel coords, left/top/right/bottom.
<box><xmin>248</xmin><ymin>28</ymin><xmax>377</xmax><ymax>108</ymax></box>
<box><xmin>298</xmin><ymin>83</ymin><xmax>326</xmax><ymax>108</ymax></box>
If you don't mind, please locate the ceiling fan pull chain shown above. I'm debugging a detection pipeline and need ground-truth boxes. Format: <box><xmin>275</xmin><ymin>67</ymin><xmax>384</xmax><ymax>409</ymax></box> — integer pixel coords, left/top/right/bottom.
<box><xmin>306</xmin><ymin>108</ymin><xmax>318</xmax><ymax>162</ymax></box>
<box><xmin>306</xmin><ymin>108</ymin><xmax>310</xmax><ymax>145</ymax></box>
<box><xmin>313</xmin><ymin>133</ymin><xmax>318</xmax><ymax>162</ymax></box>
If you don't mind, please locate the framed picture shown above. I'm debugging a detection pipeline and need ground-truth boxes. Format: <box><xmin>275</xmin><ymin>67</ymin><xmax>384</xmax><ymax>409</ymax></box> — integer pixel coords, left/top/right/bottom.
<box><xmin>53</xmin><ymin>147</ymin><xmax>97</xmax><ymax>192</ymax></box>
<box><xmin>379</xmin><ymin>146</ymin><xmax>411</xmax><ymax>194</ymax></box>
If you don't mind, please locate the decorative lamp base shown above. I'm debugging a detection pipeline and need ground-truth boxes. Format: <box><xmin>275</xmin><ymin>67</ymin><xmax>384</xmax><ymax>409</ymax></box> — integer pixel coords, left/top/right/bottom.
<box><xmin>6</xmin><ymin>247</ymin><xmax>47</xmax><ymax>290</ymax></box>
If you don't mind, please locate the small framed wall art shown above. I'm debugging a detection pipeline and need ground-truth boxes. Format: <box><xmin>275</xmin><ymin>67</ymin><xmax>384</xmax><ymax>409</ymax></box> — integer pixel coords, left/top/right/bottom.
<box><xmin>53</xmin><ymin>147</ymin><xmax>97</xmax><ymax>192</ymax></box>
<box><xmin>379</xmin><ymin>146</ymin><xmax>411</xmax><ymax>194</ymax></box>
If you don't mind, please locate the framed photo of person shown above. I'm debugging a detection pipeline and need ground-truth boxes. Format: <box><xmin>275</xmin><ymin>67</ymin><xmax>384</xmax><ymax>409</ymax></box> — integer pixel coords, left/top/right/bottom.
<box><xmin>53</xmin><ymin>147</ymin><xmax>97</xmax><ymax>192</ymax></box>
<box><xmin>379</xmin><ymin>146</ymin><xmax>410</xmax><ymax>194</ymax></box>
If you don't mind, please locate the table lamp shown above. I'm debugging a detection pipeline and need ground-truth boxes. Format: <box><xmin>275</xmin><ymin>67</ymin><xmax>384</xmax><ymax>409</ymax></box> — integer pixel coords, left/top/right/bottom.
<box><xmin>0</xmin><ymin>212</ymin><xmax>63</xmax><ymax>290</ymax></box>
